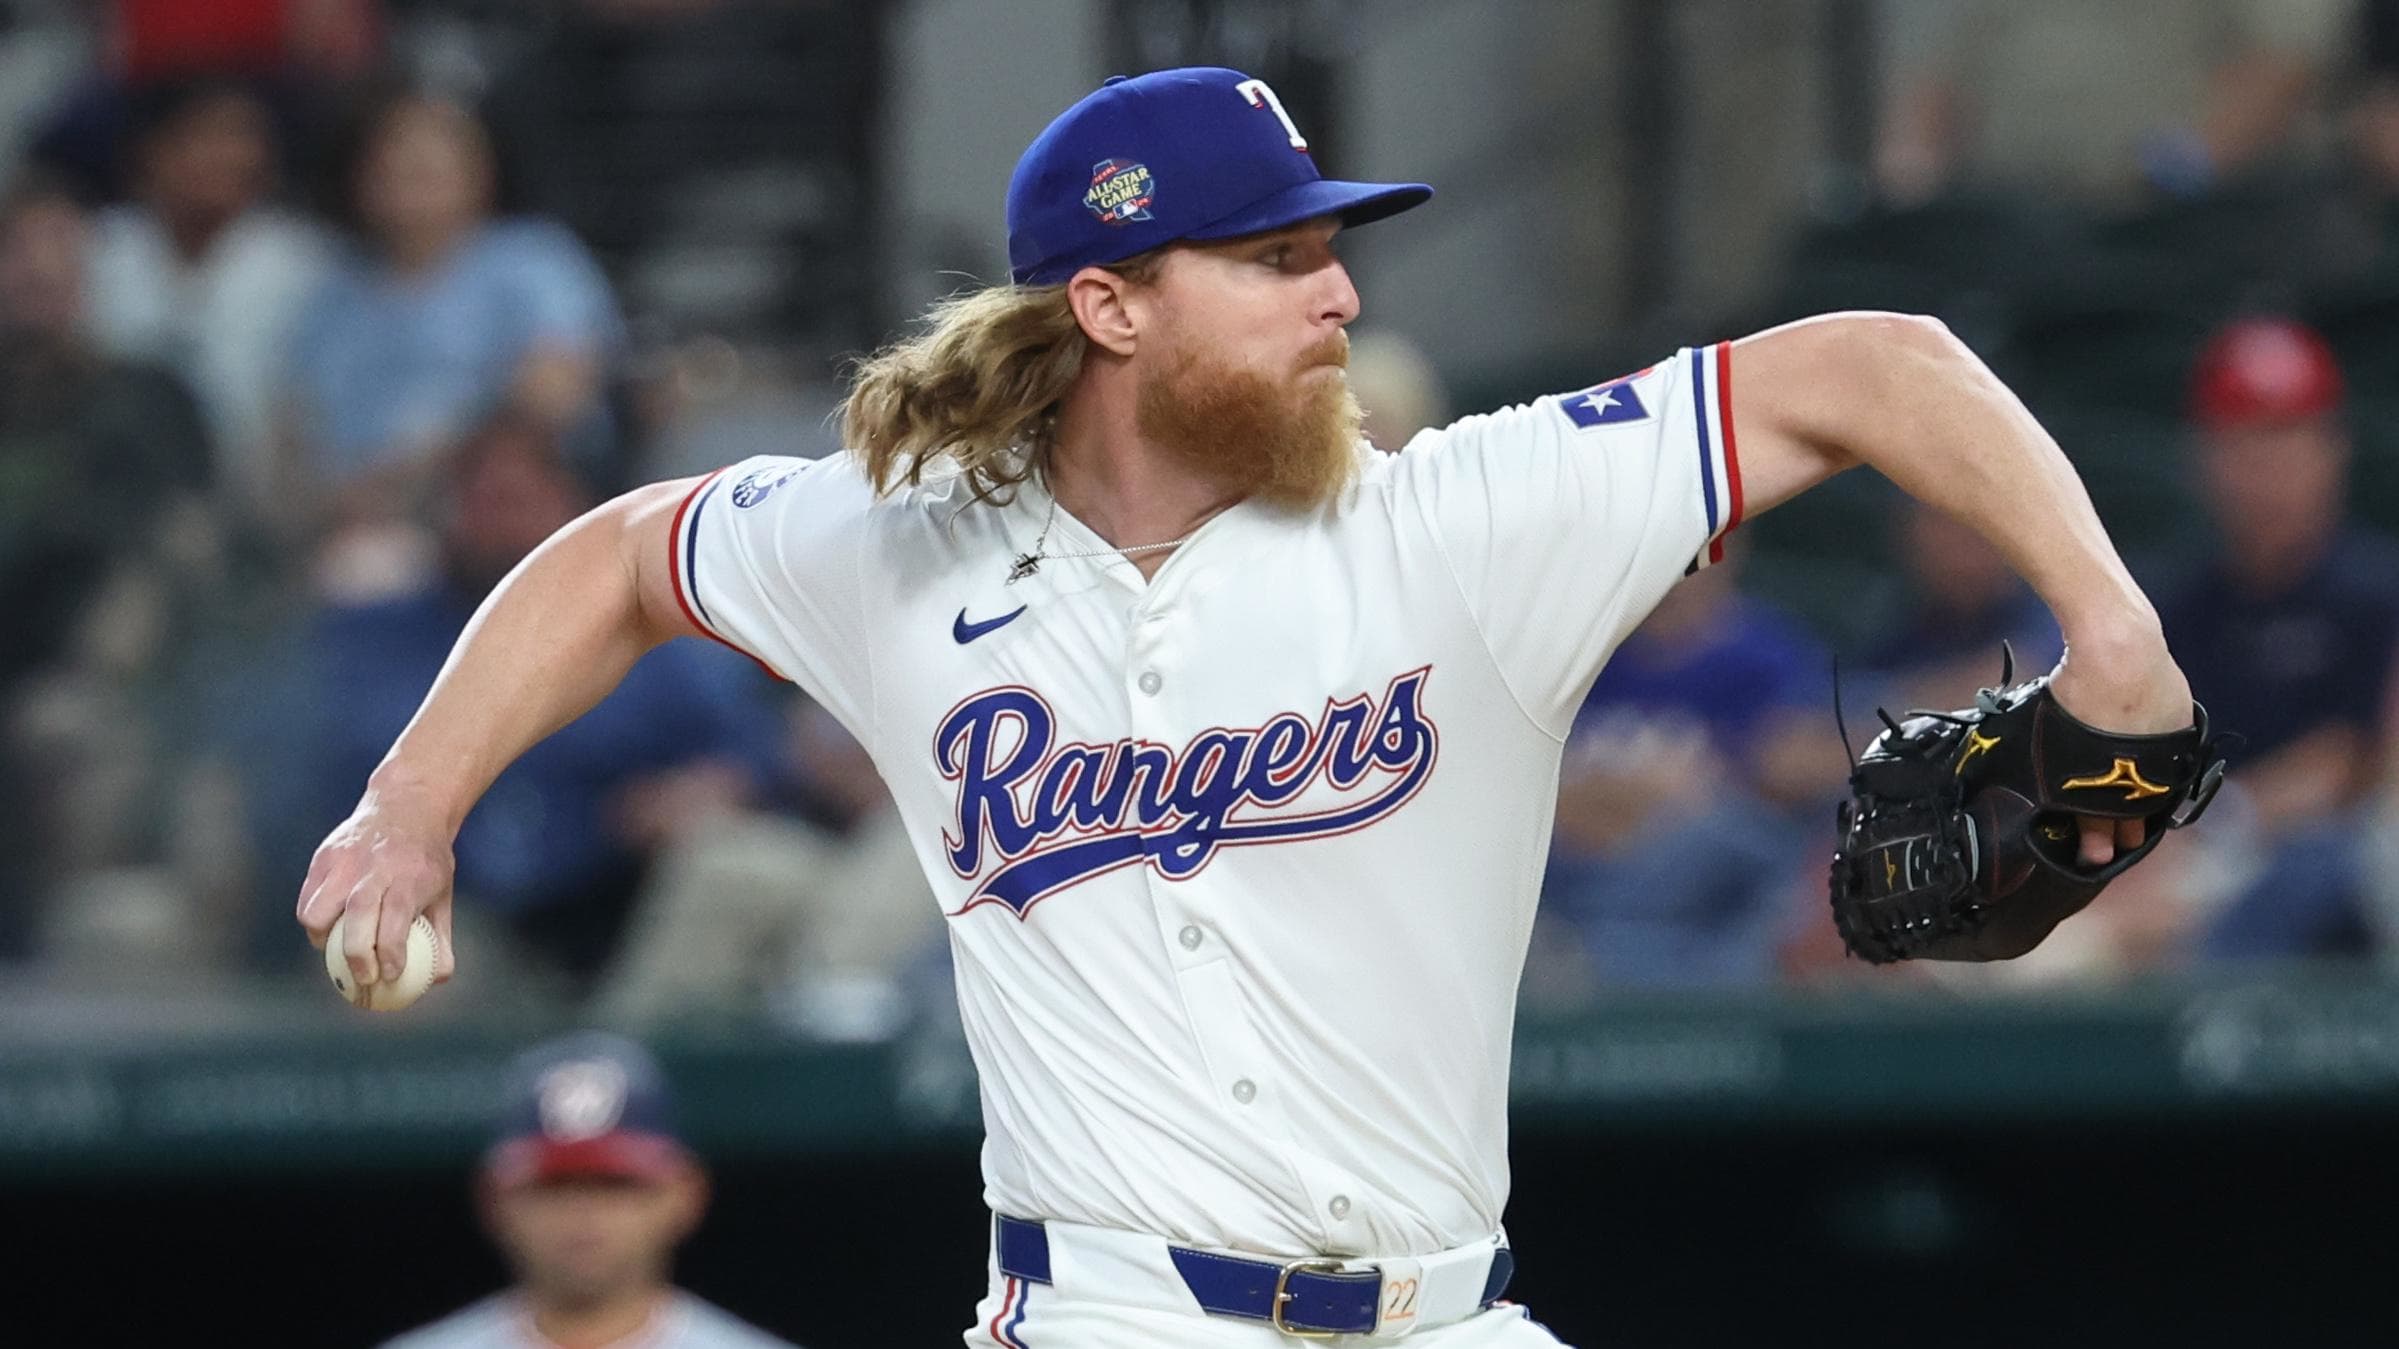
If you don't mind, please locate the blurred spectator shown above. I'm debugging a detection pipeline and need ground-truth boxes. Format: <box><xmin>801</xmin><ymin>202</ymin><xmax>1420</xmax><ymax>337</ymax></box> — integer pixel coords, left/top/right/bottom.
<box><xmin>1875</xmin><ymin>0</ymin><xmax>2352</xmax><ymax>207</ymax></box>
<box><xmin>0</xmin><ymin>177</ymin><xmax>207</xmax><ymax>686</ymax></box>
<box><xmin>633</xmin><ymin>343</ymin><xmax>848</xmax><ymax>482</ymax></box>
<box><xmin>380</xmin><ymin>1031</ymin><xmax>802</xmax><ymax>1349</ymax></box>
<box><xmin>1345</xmin><ymin>327</ymin><xmax>1451</xmax><ymax>451</ymax></box>
<box><xmin>0</xmin><ymin>175</ymin><xmax>213</xmax><ymax>964</ymax></box>
<box><xmin>84</xmin><ymin>75</ymin><xmax>333</xmax><ymax>529</ymax></box>
<box><xmin>2343</xmin><ymin>0</ymin><xmax>2399</xmax><ymax>203</ymax></box>
<box><xmin>0</xmin><ymin>4</ymin><xmax>96</xmax><ymax>194</ymax></box>
<box><xmin>1856</xmin><ymin>499</ymin><xmax>2061</xmax><ymax>712</ymax></box>
<box><xmin>2154</xmin><ymin>316</ymin><xmax>2399</xmax><ymax>962</ymax></box>
<box><xmin>1539</xmin><ymin>550</ymin><xmax>1847</xmax><ymax>991</ymax></box>
<box><xmin>110</xmin><ymin>0</ymin><xmax>382</xmax><ymax>86</ymax></box>
<box><xmin>284</xmin><ymin>89</ymin><xmax>624</xmax><ymax>529</ymax></box>
<box><xmin>228</xmin><ymin>414</ymin><xmax>779</xmax><ymax>994</ymax></box>
<box><xmin>30</xmin><ymin>2</ymin><xmax>385</xmax><ymax>203</ymax></box>
<box><xmin>592</xmin><ymin>696</ymin><xmax>940</xmax><ymax>1039</ymax></box>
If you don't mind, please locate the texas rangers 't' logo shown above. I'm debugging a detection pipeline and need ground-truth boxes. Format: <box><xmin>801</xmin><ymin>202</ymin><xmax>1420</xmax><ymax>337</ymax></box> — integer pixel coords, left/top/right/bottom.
<box><xmin>937</xmin><ymin>668</ymin><xmax>1440</xmax><ymax>917</ymax></box>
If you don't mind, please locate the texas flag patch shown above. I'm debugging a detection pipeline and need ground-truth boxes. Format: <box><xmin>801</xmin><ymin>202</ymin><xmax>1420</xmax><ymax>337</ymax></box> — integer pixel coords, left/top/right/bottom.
<box><xmin>1555</xmin><ymin>377</ymin><xmax>1651</xmax><ymax>429</ymax></box>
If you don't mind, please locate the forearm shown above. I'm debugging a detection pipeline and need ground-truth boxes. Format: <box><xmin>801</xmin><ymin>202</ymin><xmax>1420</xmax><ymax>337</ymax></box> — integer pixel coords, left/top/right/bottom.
<box><xmin>368</xmin><ymin>482</ymin><xmax>691</xmax><ymax>833</ymax></box>
<box><xmin>1763</xmin><ymin>315</ymin><xmax>2160</xmax><ymax>651</ymax></box>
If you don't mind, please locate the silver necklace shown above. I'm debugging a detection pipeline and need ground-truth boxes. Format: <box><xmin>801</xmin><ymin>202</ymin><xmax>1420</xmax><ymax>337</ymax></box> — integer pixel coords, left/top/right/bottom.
<box><xmin>1006</xmin><ymin>495</ymin><xmax>1217</xmax><ymax>583</ymax></box>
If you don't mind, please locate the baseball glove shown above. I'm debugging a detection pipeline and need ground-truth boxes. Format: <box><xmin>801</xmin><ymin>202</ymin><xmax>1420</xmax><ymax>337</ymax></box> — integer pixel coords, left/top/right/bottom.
<box><xmin>1828</xmin><ymin>647</ymin><xmax>2226</xmax><ymax>964</ymax></box>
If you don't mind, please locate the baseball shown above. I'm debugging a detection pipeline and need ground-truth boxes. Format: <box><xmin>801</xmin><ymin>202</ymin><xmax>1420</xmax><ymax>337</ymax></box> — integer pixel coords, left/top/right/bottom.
<box><xmin>324</xmin><ymin>912</ymin><xmax>440</xmax><ymax>1012</ymax></box>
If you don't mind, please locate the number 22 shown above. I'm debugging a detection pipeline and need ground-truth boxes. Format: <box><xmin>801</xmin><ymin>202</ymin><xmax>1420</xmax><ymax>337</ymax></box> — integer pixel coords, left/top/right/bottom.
<box><xmin>1383</xmin><ymin>1277</ymin><xmax>1419</xmax><ymax>1320</ymax></box>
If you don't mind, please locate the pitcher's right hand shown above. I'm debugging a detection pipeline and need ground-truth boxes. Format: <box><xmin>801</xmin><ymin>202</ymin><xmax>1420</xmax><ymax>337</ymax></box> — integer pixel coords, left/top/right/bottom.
<box><xmin>296</xmin><ymin>789</ymin><xmax>460</xmax><ymax>997</ymax></box>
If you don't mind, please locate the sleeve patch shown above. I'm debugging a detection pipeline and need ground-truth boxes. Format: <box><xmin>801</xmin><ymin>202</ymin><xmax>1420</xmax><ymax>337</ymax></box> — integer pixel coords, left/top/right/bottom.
<box><xmin>1553</xmin><ymin>376</ymin><xmax>1653</xmax><ymax>429</ymax></box>
<box><xmin>728</xmin><ymin>461</ymin><xmax>808</xmax><ymax>508</ymax></box>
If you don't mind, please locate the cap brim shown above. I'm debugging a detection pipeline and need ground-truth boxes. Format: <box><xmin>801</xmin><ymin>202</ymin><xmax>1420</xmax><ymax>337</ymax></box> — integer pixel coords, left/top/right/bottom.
<box><xmin>1185</xmin><ymin>178</ymin><xmax>1433</xmax><ymax>243</ymax></box>
<box><xmin>485</xmin><ymin>1131</ymin><xmax>691</xmax><ymax>1188</ymax></box>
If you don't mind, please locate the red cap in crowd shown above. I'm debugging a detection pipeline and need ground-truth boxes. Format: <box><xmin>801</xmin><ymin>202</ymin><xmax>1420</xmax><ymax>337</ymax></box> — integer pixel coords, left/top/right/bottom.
<box><xmin>2188</xmin><ymin>317</ymin><xmax>2345</xmax><ymax>430</ymax></box>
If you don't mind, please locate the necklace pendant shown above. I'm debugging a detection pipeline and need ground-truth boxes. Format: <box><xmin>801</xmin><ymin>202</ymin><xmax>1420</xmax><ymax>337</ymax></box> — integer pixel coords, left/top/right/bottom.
<box><xmin>1006</xmin><ymin>552</ymin><xmax>1040</xmax><ymax>584</ymax></box>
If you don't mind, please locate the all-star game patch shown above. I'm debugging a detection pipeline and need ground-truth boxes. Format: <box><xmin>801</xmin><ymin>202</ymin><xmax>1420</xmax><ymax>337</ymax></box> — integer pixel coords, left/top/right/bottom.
<box><xmin>730</xmin><ymin>462</ymin><xmax>805</xmax><ymax>508</ymax></box>
<box><xmin>1084</xmin><ymin>158</ymin><xmax>1156</xmax><ymax>225</ymax></box>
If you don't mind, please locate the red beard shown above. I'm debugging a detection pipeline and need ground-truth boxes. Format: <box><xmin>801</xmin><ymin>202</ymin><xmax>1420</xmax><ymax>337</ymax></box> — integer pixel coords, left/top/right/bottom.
<box><xmin>1135</xmin><ymin>334</ymin><xmax>1363</xmax><ymax>510</ymax></box>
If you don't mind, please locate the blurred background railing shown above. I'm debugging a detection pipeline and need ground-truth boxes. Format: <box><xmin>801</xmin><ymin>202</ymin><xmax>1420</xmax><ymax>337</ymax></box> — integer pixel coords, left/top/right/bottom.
<box><xmin>5</xmin><ymin>1</ymin><xmax>2399</xmax><ymax>1345</ymax></box>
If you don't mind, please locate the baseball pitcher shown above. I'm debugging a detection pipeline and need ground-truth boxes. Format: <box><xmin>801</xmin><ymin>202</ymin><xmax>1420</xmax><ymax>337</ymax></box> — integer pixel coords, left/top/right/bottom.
<box><xmin>302</xmin><ymin>68</ymin><xmax>2215</xmax><ymax>1346</ymax></box>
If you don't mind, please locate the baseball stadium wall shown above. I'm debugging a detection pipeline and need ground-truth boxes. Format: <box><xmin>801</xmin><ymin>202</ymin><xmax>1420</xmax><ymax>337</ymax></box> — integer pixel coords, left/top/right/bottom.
<box><xmin>4</xmin><ymin>970</ymin><xmax>2396</xmax><ymax>1346</ymax></box>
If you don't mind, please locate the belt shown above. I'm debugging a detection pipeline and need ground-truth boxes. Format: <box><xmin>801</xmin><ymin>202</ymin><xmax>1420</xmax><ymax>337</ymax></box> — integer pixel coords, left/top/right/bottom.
<box><xmin>995</xmin><ymin>1214</ymin><xmax>1515</xmax><ymax>1339</ymax></box>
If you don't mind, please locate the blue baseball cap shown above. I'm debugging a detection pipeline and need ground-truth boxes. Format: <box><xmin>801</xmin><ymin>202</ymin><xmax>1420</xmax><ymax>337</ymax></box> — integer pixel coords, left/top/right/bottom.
<box><xmin>1006</xmin><ymin>67</ymin><xmax>1432</xmax><ymax>287</ymax></box>
<box><xmin>483</xmin><ymin>1032</ymin><xmax>694</xmax><ymax>1187</ymax></box>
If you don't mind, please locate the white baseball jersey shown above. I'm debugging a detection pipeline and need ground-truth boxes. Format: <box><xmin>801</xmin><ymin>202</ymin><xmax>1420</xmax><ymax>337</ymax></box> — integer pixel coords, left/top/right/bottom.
<box><xmin>671</xmin><ymin>344</ymin><xmax>1744</xmax><ymax>1259</ymax></box>
<box><xmin>379</xmin><ymin>1290</ymin><xmax>799</xmax><ymax>1349</ymax></box>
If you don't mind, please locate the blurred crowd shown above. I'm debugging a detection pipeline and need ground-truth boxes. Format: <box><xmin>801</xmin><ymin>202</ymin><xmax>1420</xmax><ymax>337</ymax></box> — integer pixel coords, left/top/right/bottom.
<box><xmin>5</xmin><ymin>0</ymin><xmax>2399</xmax><ymax>1039</ymax></box>
<box><xmin>0</xmin><ymin>0</ymin><xmax>908</xmax><ymax>1036</ymax></box>
<box><xmin>1535</xmin><ymin>0</ymin><xmax>2399</xmax><ymax>997</ymax></box>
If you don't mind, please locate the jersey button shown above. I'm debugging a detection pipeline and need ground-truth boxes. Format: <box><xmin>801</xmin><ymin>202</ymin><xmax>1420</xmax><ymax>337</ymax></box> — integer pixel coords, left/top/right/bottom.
<box><xmin>1231</xmin><ymin>1078</ymin><xmax>1256</xmax><ymax>1104</ymax></box>
<box><xmin>1137</xmin><ymin>670</ymin><xmax>1163</xmax><ymax>696</ymax></box>
<box><xmin>1328</xmin><ymin>1195</ymin><xmax>1352</xmax><ymax>1220</ymax></box>
<box><xmin>1178</xmin><ymin>925</ymin><xmax>1204</xmax><ymax>951</ymax></box>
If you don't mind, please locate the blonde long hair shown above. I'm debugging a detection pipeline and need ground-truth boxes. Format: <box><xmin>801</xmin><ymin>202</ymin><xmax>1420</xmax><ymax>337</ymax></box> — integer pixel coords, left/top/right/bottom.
<box><xmin>840</xmin><ymin>254</ymin><xmax>1161</xmax><ymax>506</ymax></box>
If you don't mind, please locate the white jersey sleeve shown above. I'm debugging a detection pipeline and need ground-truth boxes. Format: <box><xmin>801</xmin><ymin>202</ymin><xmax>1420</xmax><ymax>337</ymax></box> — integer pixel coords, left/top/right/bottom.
<box><xmin>1394</xmin><ymin>342</ymin><xmax>1744</xmax><ymax>736</ymax></box>
<box><xmin>667</xmin><ymin>453</ymin><xmax>879</xmax><ymax>735</ymax></box>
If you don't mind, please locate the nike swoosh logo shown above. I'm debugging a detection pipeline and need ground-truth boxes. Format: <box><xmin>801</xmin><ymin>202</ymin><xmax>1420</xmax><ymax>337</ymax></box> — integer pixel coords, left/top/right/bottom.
<box><xmin>953</xmin><ymin>605</ymin><xmax>1028</xmax><ymax>645</ymax></box>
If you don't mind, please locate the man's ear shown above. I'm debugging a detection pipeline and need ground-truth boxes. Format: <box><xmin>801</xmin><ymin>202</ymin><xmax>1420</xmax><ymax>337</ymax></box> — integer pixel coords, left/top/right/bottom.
<box><xmin>667</xmin><ymin>1166</ymin><xmax>711</xmax><ymax>1244</ymax></box>
<box><xmin>472</xmin><ymin>1172</ymin><xmax>506</xmax><ymax>1242</ymax></box>
<box><xmin>1066</xmin><ymin>265</ymin><xmax>1144</xmax><ymax>357</ymax></box>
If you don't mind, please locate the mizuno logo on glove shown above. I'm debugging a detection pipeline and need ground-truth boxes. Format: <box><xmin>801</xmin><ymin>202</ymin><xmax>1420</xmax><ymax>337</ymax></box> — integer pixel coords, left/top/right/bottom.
<box><xmin>2059</xmin><ymin>757</ymin><xmax>2172</xmax><ymax>801</ymax></box>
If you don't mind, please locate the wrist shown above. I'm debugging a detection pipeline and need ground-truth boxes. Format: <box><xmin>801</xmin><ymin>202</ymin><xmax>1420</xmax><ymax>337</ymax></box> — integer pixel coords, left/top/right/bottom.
<box><xmin>363</xmin><ymin>762</ymin><xmax>470</xmax><ymax>836</ymax></box>
<box><xmin>2048</xmin><ymin>599</ymin><xmax>2193</xmax><ymax>735</ymax></box>
<box><xmin>2051</xmin><ymin>581</ymin><xmax>2165</xmax><ymax>661</ymax></box>
<box><xmin>2057</xmin><ymin>607</ymin><xmax>2166</xmax><ymax>669</ymax></box>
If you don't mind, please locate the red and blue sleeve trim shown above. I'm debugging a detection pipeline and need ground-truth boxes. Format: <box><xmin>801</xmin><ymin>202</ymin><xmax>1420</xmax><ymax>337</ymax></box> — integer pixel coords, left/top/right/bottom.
<box><xmin>1689</xmin><ymin>346</ymin><xmax>1721</xmax><ymax>536</ymax></box>
<box><xmin>1685</xmin><ymin>342</ymin><xmax>1745</xmax><ymax>573</ymax></box>
<box><xmin>667</xmin><ymin>468</ymin><xmax>787</xmax><ymax>682</ymax></box>
<box><xmin>672</xmin><ymin>469</ymin><xmax>726</xmax><ymax>635</ymax></box>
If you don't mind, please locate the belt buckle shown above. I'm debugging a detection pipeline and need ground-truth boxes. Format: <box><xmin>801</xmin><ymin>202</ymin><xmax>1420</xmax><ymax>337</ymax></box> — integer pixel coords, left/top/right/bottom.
<box><xmin>1270</xmin><ymin>1256</ymin><xmax>1351</xmax><ymax>1339</ymax></box>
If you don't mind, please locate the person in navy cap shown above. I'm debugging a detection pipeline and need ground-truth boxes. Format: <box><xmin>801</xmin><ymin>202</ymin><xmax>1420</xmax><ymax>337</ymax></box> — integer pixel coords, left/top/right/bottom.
<box><xmin>379</xmin><ymin>1032</ymin><xmax>799</xmax><ymax>1349</ymax></box>
<box><xmin>309</xmin><ymin>63</ymin><xmax>2210</xmax><ymax>1347</ymax></box>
